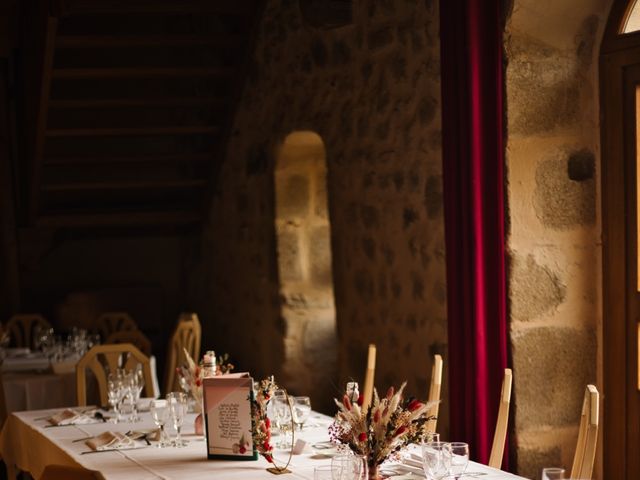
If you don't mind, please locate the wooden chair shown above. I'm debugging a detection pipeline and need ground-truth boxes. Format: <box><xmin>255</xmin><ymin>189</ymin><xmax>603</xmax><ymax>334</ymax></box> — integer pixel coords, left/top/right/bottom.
<box><xmin>426</xmin><ymin>354</ymin><xmax>443</xmax><ymax>433</ymax></box>
<box><xmin>570</xmin><ymin>385</ymin><xmax>599</xmax><ymax>480</ymax></box>
<box><xmin>106</xmin><ymin>329</ymin><xmax>152</xmax><ymax>357</ymax></box>
<box><xmin>95</xmin><ymin>312</ymin><xmax>138</xmax><ymax>342</ymax></box>
<box><xmin>362</xmin><ymin>344</ymin><xmax>376</xmax><ymax>412</ymax></box>
<box><xmin>39</xmin><ymin>464</ymin><xmax>104</xmax><ymax>480</ymax></box>
<box><xmin>76</xmin><ymin>343</ymin><xmax>157</xmax><ymax>407</ymax></box>
<box><xmin>163</xmin><ymin>312</ymin><xmax>201</xmax><ymax>394</ymax></box>
<box><xmin>5</xmin><ymin>314</ymin><xmax>51</xmax><ymax>349</ymax></box>
<box><xmin>488</xmin><ymin>368</ymin><xmax>513</xmax><ymax>469</ymax></box>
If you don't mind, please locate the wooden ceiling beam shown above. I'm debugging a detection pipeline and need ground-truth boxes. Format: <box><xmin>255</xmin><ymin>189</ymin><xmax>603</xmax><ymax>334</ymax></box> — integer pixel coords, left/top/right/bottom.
<box><xmin>56</xmin><ymin>34</ymin><xmax>242</xmax><ymax>48</ymax></box>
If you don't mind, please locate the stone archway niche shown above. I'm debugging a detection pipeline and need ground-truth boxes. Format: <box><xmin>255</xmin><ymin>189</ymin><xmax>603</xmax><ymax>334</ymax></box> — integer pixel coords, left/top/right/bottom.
<box><xmin>274</xmin><ymin>131</ymin><xmax>337</xmax><ymax>407</ymax></box>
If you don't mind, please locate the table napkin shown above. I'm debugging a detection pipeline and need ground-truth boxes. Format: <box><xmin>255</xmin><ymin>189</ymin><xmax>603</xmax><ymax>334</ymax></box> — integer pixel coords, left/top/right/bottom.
<box><xmin>86</xmin><ymin>431</ymin><xmax>136</xmax><ymax>451</ymax></box>
<box><xmin>48</xmin><ymin>409</ymin><xmax>95</xmax><ymax>426</ymax></box>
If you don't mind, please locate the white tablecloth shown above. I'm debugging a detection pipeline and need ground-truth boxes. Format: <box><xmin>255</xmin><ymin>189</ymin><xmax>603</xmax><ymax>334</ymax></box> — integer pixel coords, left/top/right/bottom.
<box><xmin>0</xmin><ymin>408</ymin><xmax>530</xmax><ymax>480</ymax></box>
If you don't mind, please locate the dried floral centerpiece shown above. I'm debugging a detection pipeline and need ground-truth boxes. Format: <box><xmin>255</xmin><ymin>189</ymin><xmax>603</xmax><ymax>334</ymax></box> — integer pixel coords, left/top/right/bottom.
<box><xmin>330</xmin><ymin>382</ymin><xmax>437</xmax><ymax>479</ymax></box>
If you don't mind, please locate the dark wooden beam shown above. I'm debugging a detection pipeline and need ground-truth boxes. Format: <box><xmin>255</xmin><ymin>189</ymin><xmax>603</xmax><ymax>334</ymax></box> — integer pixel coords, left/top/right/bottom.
<box><xmin>43</xmin><ymin>179</ymin><xmax>207</xmax><ymax>192</ymax></box>
<box><xmin>58</xmin><ymin>0</ymin><xmax>256</xmax><ymax>15</ymax></box>
<box><xmin>44</xmin><ymin>153</ymin><xmax>212</xmax><ymax>165</ymax></box>
<box><xmin>36</xmin><ymin>210</ymin><xmax>201</xmax><ymax>227</ymax></box>
<box><xmin>52</xmin><ymin>67</ymin><xmax>235</xmax><ymax>79</ymax></box>
<box><xmin>56</xmin><ymin>34</ymin><xmax>242</xmax><ymax>48</ymax></box>
<box><xmin>48</xmin><ymin>97</ymin><xmax>226</xmax><ymax>109</ymax></box>
<box><xmin>45</xmin><ymin>126</ymin><xmax>218</xmax><ymax>137</ymax></box>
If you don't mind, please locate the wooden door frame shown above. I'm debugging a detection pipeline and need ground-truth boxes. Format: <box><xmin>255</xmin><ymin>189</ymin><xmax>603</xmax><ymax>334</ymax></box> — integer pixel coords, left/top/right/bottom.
<box><xmin>601</xmin><ymin>2</ymin><xmax>640</xmax><ymax>478</ymax></box>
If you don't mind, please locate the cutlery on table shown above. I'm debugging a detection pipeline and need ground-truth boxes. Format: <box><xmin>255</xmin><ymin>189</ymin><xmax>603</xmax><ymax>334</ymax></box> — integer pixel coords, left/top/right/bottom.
<box><xmin>80</xmin><ymin>447</ymin><xmax>148</xmax><ymax>455</ymax></box>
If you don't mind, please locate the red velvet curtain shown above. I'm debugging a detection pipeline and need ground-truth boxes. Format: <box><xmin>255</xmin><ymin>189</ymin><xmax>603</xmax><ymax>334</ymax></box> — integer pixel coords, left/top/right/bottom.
<box><xmin>439</xmin><ymin>0</ymin><xmax>509</xmax><ymax>467</ymax></box>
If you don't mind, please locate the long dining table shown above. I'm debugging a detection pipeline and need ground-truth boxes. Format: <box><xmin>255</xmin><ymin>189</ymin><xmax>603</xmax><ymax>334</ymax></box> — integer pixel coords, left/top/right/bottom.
<box><xmin>0</xmin><ymin>407</ymin><xmax>530</xmax><ymax>480</ymax></box>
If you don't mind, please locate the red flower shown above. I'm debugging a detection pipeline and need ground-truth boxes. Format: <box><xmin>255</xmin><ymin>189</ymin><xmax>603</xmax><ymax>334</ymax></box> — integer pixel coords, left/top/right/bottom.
<box><xmin>342</xmin><ymin>394</ymin><xmax>352</xmax><ymax>411</ymax></box>
<box><xmin>263</xmin><ymin>441</ymin><xmax>271</xmax><ymax>451</ymax></box>
<box><xmin>265</xmin><ymin>454</ymin><xmax>274</xmax><ymax>463</ymax></box>
<box><xmin>357</xmin><ymin>394</ymin><xmax>364</xmax><ymax>406</ymax></box>
<box><xmin>373</xmin><ymin>409</ymin><xmax>381</xmax><ymax>423</ymax></box>
<box><xmin>408</xmin><ymin>399</ymin><xmax>423</xmax><ymax>412</ymax></box>
<box><xmin>239</xmin><ymin>446</ymin><xmax>247</xmax><ymax>454</ymax></box>
<box><xmin>195</xmin><ymin>366</ymin><xmax>201</xmax><ymax>376</ymax></box>
<box><xmin>358</xmin><ymin>432</ymin><xmax>367</xmax><ymax>442</ymax></box>
<box><xmin>195</xmin><ymin>378</ymin><xmax>202</xmax><ymax>387</ymax></box>
<box><xmin>265</xmin><ymin>417</ymin><xmax>271</xmax><ymax>429</ymax></box>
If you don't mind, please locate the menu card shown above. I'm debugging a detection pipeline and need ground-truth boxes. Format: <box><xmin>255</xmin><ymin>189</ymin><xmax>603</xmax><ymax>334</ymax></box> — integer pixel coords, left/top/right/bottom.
<box><xmin>203</xmin><ymin>373</ymin><xmax>256</xmax><ymax>460</ymax></box>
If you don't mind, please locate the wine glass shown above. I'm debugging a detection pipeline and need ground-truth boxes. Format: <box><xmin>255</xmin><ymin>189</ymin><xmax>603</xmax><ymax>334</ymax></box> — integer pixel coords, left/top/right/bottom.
<box><xmin>150</xmin><ymin>399</ymin><xmax>170</xmax><ymax>448</ymax></box>
<box><xmin>107</xmin><ymin>373</ymin><xmax>123</xmax><ymax>423</ymax></box>
<box><xmin>331</xmin><ymin>453</ymin><xmax>368</xmax><ymax>479</ymax></box>
<box><xmin>167</xmin><ymin>392</ymin><xmax>188</xmax><ymax>447</ymax></box>
<box><xmin>128</xmin><ymin>367</ymin><xmax>145</xmax><ymax>422</ymax></box>
<box><xmin>421</xmin><ymin>441</ymin><xmax>450</xmax><ymax>480</ymax></box>
<box><xmin>273</xmin><ymin>391</ymin><xmax>292</xmax><ymax>449</ymax></box>
<box><xmin>446</xmin><ymin>442</ymin><xmax>469</xmax><ymax>479</ymax></box>
<box><xmin>541</xmin><ymin>467</ymin><xmax>565</xmax><ymax>480</ymax></box>
<box><xmin>292</xmin><ymin>396</ymin><xmax>311</xmax><ymax>431</ymax></box>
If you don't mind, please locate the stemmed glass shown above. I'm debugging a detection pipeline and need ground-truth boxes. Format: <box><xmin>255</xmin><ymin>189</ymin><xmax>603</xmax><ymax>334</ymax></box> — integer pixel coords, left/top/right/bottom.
<box><xmin>167</xmin><ymin>392</ymin><xmax>188</xmax><ymax>447</ymax></box>
<box><xmin>150</xmin><ymin>399</ymin><xmax>170</xmax><ymax>448</ymax></box>
<box><xmin>541</xmin><ymin>468</ymin><xmax>565</xmax><ymax>480</ymax></box>
<box><xmin>447</xmin><ymin>442</ymin><xmax>469</xmax><ymax>479</ymax></box>
<box><xmin>273</xmin><ymin>390</ymin><xmax>292</xmax><ymax>448</ymax></box>
<box><xmin>292</xmin><ymin>396</ymin><xmax>311</xmax><ymax>431</ymax></box>
<box><xmin>127</xmin><ymin>367</ymin><xmax>145</xmax><ymax>422</ymax></box>
<box><xmin>107</xmin><ymin>372</ymin><xmax>123</xmax><ymax>423</ymax></box>
<box><xmin>421</xmin><ymin>441</ymin><xmax>450</xmax><ymax>480</ymax></box>
<box><xmin>331</xmin><ymin>453</ymin><xmax>368</xmax><ymax>479</ymax></box>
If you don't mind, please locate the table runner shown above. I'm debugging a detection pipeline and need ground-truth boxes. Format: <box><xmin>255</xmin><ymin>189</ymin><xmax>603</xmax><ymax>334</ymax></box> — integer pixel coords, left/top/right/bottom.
<box><xmin>0</xmin><ymin>408</ymin><xmax>530</xmax><ymax>479</ymax></box>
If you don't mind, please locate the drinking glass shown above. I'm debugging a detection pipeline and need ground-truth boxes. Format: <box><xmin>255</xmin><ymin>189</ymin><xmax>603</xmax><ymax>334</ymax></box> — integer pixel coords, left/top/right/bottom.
<box><xmin>150</xmin><ymin>399</ymin><xmax>170</xmax><ymax>447</ymax></box>
<box><xmin>273</xmin><ymin>391</ymin><xmax>293</xmax><ymax>448</ymax></box>
<box><xmin>541</xmin><ymin>467</ymin><xmax>565</xmax><ymax>480</ymax></box>
<box><xmin>447</xmin><ymin>442</ymin><xmax>469</xmax><ymax>479</ymax></box>
<box><xmin>314</xmin><ymin>465</ymin><xmax>334</xmax><ymax>480</ymax></box>
<box><xmin>128</xmin><ymin>367</ymin><xmax>144</xmax><ymax>422</ymax></box>
<box><xmin>107</xmin><ymin>373</ymin><xmax>122</xmax><ymax>423</ymax></box>
<box><xmin>167</xmin><ymin>392</ymin><xmax>188</xmax><ymax>447</ymax></box>
<box><xmin>421</xmin><ymin>441</ymin><xmax>450</xmax><ymax>480</ymax></box>
<box><xmin>331</xmin><ymin>453</ymin><xmax>368</xmax><ymax>479</ymax></box>
<box><xmin>292</xmin><ymin>396</ymin><xmax>311</xmax><ymax>431</ymax></box>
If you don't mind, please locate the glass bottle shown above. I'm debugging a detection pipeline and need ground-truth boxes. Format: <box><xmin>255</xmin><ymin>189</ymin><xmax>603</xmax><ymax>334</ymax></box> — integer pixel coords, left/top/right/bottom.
<box><xmin>202</xmin><ymin>350</ymin><xmax>217</xmax><ymax>377</ymax></box>
<box><xmin>346</xmin><ymin>382</ymin><xmax>359</xmax><ymax>403</ymax></box>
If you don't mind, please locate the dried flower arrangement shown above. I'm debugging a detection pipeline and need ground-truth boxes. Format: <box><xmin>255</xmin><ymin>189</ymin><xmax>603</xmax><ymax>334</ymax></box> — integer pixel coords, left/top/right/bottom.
<box><xmin>330</xmin><ymin>382</ymin><xmax>437</xmax><ymax>478</ymax></box>
<box><xmin>177</xmin><ymin>348</ymin><xmax>235</xmax><ymax>410</ymax></box>
<box><xmin>250</xmin><ymin>376</ymin><xmax>277</xmax><ymax>464</ymax></box>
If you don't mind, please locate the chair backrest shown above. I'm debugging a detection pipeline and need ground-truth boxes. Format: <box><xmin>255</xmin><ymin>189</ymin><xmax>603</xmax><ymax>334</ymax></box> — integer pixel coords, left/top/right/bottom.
<box><xmin>570</xmin><ymin>384</ymin><xmax>599</xmax><ymax>480</ymax></box>
<box><xmin>5</xmin><ymin>314</ymin><xmax>51</xmax><ymax>349</ymax></box>
<box><xmin>488</xmin><ymin>368</ymin><xmax>513</xmax><ymax>469</ymax></box>
<box><xmin>426</xmin><ymin>354</ymin><xmax>443</xmax><ymax>433</ymax></box>
<box><xmin>96</xmin><ymin>312</ymin><xmax>138</xmax><ymax>341</ymax></box>
<box><xmin>106</xmin><ymin>329</ymin><xmax>152</xmax><ymax>357</ymax></box>
<box><xmin>76</xmin><ymin>343</ymin><xmax>157</xmax><ymax>407</ymax></box>
<box><xmin>39</xmin><ymin>464</ymin><xmax>104</xmax><ymax>480</ymax></box>
<box><xmin>163</xmin><ymin>312</ymin><xmax>201</xmax><ymax>394</ymax></box>
<box><xmin>361</xmin><ymin>343</ymin><xmax>376</xmax><ymax>412</ymax></box>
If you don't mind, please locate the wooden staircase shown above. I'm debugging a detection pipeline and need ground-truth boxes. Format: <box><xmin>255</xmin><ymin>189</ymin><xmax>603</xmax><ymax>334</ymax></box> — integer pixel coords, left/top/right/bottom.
<box><xmin>19</xmin><ymin>0</ymin><xmax>264</xmax><ymax>227</ymax></box>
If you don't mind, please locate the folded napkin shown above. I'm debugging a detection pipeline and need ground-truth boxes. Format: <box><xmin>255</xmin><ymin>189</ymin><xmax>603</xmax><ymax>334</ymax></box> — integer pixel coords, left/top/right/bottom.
<box><xmin>48</xmin><ymin>409</ymin><xmax>95</xmax><ymax>426</ymax></box>
<box><xmin>86</xmin><ymin>431</ymin><xmax>136</xmax><ymax>451</ymax></box>
<box><xmin>127</xmin><ymin>429</ymin><xmax>161</xmax><ymax>442</ymax></box>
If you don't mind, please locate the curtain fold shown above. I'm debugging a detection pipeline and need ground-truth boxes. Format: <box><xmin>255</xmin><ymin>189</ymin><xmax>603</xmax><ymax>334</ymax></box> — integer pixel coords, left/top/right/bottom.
<box><xmin>439</xmin><ymin>0</ymin><xmax>509</xmax><ymax>467</ymax></box>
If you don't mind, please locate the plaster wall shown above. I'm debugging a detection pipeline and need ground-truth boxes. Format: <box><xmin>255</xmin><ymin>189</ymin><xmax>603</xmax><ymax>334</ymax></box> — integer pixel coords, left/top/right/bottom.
<box><xmin>198</xmin><ymin>0</ymin><xmax>447</xmax><ymax>419</ymax></box>
<box><xmin>505</xmin><ymin>1</ymin><xmax>612</xmax><ymax>478</ymax></box>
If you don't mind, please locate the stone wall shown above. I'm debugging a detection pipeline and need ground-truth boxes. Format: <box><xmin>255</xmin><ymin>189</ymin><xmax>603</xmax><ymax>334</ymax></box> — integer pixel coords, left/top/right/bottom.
<box><xmin>505</xmin><ymin>1</ymin><xmax>611</xmax><ymax>478</ymax></box>
<box><xmin>197</xmin><ymin>0</ymin><xmax>447</xmax><ymax>421</ymax></box>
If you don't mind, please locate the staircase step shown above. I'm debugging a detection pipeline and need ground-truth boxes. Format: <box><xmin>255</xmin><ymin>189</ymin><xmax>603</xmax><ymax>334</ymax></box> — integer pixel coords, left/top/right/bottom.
<box><xmin>45</xmin><ymin>126</ymin><xmax>218</xmax><ymax>137</ymax></box>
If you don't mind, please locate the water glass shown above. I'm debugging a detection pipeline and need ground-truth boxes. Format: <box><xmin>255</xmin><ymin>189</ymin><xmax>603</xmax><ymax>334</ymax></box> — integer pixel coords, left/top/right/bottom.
<box><xmin>447</xmin><ymin>442</ymin><xmax>469</xmax><ymax>479</ymax></box>
<box><xmin>107</xmin><ymin>373</ymin><xmax>123</xmax><ymax>423</ymax></box>
<box><xmin>273</xmin><ymin>391</ymin><xmax>293</xmax><ymax>448</ymax></box>
<box><xmin>331</xmin><ymin>453</ymin><xmax>368</xmax><ymax>479</ymax></box>
<box><xmin>292</xmin><ymin>396</ymin><xmax>311</xmax><ymax>431</ymax></box>
<box><xmin>150</xmin><ymin>399</ymin><xmax>170</xmax><ymax>447</ymax></box>
<box><xmin>167</xmin><ymin>392</ymin><xmax>188</xmax><ymax>447</ymax></box>
<box><xmin>127</xmin><ymin>367</ymin><xmax>145</xmax><ymax>422</ymax></box>
<box><xmin>422</xmin><ymin>441</ymin><xmax>450</xmax><ymax>480</ymax></box>
<box><xmin>541</xmin><ymin>467</ymin><xmax>565</xmax><ymax>480</ymax></box>
<box><xmin>314</xmin><ymin>465</ymin><xmax>333</xmax><ymax>480</ymax></box>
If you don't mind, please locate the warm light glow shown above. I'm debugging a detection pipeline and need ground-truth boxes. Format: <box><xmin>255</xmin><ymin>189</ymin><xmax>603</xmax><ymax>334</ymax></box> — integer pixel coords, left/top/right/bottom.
<box><xmin>622</xmin><ymin>0</ymin><xmax>640</xmax><ymax>33</ymax></box>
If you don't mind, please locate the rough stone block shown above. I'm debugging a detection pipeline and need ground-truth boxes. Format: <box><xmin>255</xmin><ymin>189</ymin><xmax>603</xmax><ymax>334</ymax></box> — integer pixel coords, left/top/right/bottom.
<box><xmin>534</xmin><ymin>148</ymin><xmax>596</xmax><ymax>229</ymax></box>
<box><xmin>512</xmin><ymin>326</ymin><xmax>596</xmax><ymax>430</ymax></box>
<box><xmin>309</xmin><ymin>225</ymin><xmax>333</xmax><ymax>286</ymax></box>
<box><xmin>510</xmin><ymin>253</ymin><xmax>566</xmax><ymax>322</ymax></box>
<box><xmin>277</xmin><ymin>230</ymin><xmax>304</xmax><ymax>282</ymax></box>
<box><xmin>516</xmin><ymin>445</ymin><xmax>562</xmax><ymax>480</ymax></box>
<box><xmin>314</xmin><ymin>170</ymin><xmax>329</xmax><ymax>218</ymax></box>
<box><xmin>277</xmin><ymin>174</ymin><xmax>310</xmax><ymax>218</ymax></box>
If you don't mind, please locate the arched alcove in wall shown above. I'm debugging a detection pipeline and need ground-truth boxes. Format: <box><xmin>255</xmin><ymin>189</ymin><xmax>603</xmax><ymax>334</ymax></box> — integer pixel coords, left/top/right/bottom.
<box><xmin>274</xmin><ymin>131</ymin><xmax>337</xmax><ymax>407</ymax></box>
